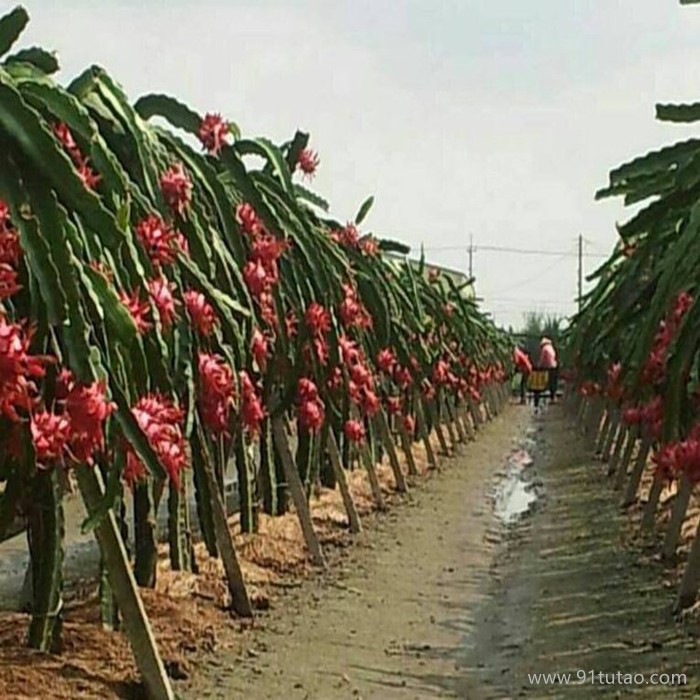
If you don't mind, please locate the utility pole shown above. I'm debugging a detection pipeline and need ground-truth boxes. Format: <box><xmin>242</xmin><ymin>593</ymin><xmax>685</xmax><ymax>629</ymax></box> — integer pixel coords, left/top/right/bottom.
<box><xmin>468</xmin><ymin>234</ymin><xmax>474</xmax><ymax>279</ymax></box>
<box><xmin>577</xmin><ymin>234</ymin><xmax>583</xmax><ymax>312</ymax></box>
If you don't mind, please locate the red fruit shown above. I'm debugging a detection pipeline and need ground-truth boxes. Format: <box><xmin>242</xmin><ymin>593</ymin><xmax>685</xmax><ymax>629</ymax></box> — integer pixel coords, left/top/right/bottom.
<box><xmin>198</xmin><ymin>113</ymin><xmax>230</xmax><ymax>155</ymax></box>
<box><xmin>184</xmin><ymin>290</ymin><xmax>218</xmax><ymax>336</ymax></box>
<box><xmin>136</xmin><ymin>215</ymin><xmax>181</xmax><ymax>266</ymax></box>
<box><xmin>296</xmin><ymin>379</ymin><xmax>325</xmax><ymax>432</ymax></box>
<box><xmin>0</xmin><ymin>263</ymin><xmax>20</xmax><ymax>300</ymax></box>
<box><xmin>53</xmin><ymin>123</ymin><xmax>80</xmax><ymax>162</ymax></box>
<box><xmin>305</xmin><ymin>302</ymin><xmax>331</xmax><ymax>337</ymax></box>
<box><xmin>296</xmin><ymin>148</ymin><xmax>320</xmax><ymax>178</ymax></box>
<box><xmin>160</xmin><ymin>163</ymin><xmax>192</xmax><ymax>216</ymax></box>
<box><xmin>339</xmin><ymin>335</ymin><xmax>361</xmax><ymax>366</ymax></box>
<box><xmin>0</xmin><ymin>316</ymin><xmax>49</xmax><ymax>422</ymax></box>
<box><xmin>148</xmin><ymin>276</ymin><xmax>179</xmax><ymax>330</ymax></box>
<box><xmin>78</xmin><ymin>162</ymin><xmax>101</xmax><ymax>190</ymax></box>
<box><xmin>250</xmin><ymin>234</ymin><xmax>287</xmax><ymax>268</ymax></box>
<box><xmin>239</xmin><ymin>370</ymin><xmax>265</xmax><ymax>434</ymax></box>
<box><xmin>128</xmin><ymin>394</ymin><xmax>187</xmax><ymax>489</ymax></box>
<box><xmin>31</xmin><ymin>410</ymin><xmax>71</xmax><ymax>463</ymax></box>
<box><xmin>251</xmin><ymin>328</ymin><xmax>269</xmax><ymax>369</ymax></box>
<box><xmin>327</xmin><ymin>366</ymin><xmax>343</xmax><ymax>391</ymax></box>
<box><xmin>360</xmin><ymin>389</ymin><xmax>380</xmax><ymax>417</ymax></box>
<box><xmin>394</xmin><ymin>365</ymin><xmax>413</xmax><ymax>388</ymax></box>
<box><xmin>285</xmin><ymin>311</ymin><xmax>298</xmax><ymax>339</ymax></box>
<box><xmin>243</xmin><ymin>259</ymin><xmax>269</xmax><ymax>297</ymax></box>
<box><xmin>376</xmin><ymin>348</ymin><xmax>396</xmax><ymax>374</ymax></box>
<box><xmin>236</xmin><ymin>203</ymin><xmax>264</xmax><ymax>237</ymax></box>
<box><xmin>198</xmin><ymin>353</ymin><xmax>235</xmax><ymax>435</ymax></box>
<box><xmin>298</xmin><ymin>399</ymin><xmax>325</xmax><ymax>432</ymax></box>
<box><xmin>386</xmin><ymin>396</ymin><xmax>402</xmax><ymax>415</ymax></box>
<box><xmin>330</xmin><ymin>223</ymin><xmax>359</xmax><ymax>248</ymax></box>
<box><xmin>0</xmin><ymin>227</ymin><xmax>20</xmax><ymax>266</ymax></box>
<box><xmin>350</xmin><ymin>362</ymin><xmax>373</xmax><ymax>389</ymax></box>
<box><xmin>297</xmin><ymin>378</ymin><xmax>319</xmax><ymax>402</ymax></box>
<box><xmin>66</xmin><ymin>380</ymin><xmax>115</xmax><ymax>463</ymax></box>
<box><xmin>344</xmin><ymin>419</ymin><xmax>366</xmax><ymax>444</ymax></box>
<box><xmin>0</xmin><ymin>199</ymin><xmax>9</xmax><ymax>228</ymax></box>
<box><xmin>120</xmin><ymin>289</ymin><xmax>152</xmax><ymax>335</ymax></box>
<box><xmin>359</xmin><ymin>236</ymin><xmax>379</xmax><ymax>256</ymax></box>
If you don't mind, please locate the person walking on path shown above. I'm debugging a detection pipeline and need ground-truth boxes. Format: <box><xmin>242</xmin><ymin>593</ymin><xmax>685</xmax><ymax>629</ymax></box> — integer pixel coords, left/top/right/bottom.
<box><xmin>513</xmin><ymin>346</ymin><xmax>532</xmax><ymax>405</ymax></box>
<box><xmin>538</xmin><ymin>337</ymin><xmax>558</xmax><ymax>402</ymax></box>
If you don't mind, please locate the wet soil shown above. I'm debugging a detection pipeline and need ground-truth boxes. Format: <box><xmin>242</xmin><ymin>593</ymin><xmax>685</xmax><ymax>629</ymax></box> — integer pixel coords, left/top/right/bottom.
<box><xmin>186</xmin><ymin>406</ymin><xmax>700</xmax><ymax>699</ymax></box>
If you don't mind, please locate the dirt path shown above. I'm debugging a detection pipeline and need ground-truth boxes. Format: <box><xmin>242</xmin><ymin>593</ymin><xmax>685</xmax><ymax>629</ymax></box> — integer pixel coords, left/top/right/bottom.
<box><xmin>185</xmin><ymin>406</ymin><xmax>700</xmax><ymax>699</ymax></box>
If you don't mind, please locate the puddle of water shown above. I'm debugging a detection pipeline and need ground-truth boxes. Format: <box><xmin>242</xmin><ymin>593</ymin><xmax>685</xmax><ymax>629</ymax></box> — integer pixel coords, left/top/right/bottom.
<box><xmin>493</xmin><ymin>447</ymin><xmax>538</xmax><ymax>525</ymax></box>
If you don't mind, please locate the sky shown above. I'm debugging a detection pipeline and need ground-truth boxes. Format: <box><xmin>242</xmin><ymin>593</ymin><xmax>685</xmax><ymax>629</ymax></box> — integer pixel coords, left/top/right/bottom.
<box><xmin>14</xmin><ymin>0</ymin><xmax>700</xmax><ymax>327</ymax></box>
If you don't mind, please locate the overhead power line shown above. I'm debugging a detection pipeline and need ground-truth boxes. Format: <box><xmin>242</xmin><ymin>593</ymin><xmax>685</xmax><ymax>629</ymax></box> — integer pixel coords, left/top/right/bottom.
<box><xmin>422</xmin><ymin>243</ymin><xmax>607</xmax><ymax>258</ymax></box>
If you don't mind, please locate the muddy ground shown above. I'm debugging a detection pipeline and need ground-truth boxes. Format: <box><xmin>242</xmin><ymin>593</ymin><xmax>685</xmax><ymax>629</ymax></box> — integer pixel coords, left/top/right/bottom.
<box><xmin>186</xmin><ymin>406</ymin><xmax>700</xmax><ymax>699</ymax></box>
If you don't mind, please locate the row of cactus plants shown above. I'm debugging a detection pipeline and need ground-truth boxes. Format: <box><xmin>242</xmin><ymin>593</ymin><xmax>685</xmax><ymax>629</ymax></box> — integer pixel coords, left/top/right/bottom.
<box><xmin>566</xmin><ymin>0</ymin><xmax>700</xmax><ymax>614</ymax></box>
<box><xmin>0</xmin><ymin>4</ymin><xmax>511</xmax><ymax>684</ymax></box>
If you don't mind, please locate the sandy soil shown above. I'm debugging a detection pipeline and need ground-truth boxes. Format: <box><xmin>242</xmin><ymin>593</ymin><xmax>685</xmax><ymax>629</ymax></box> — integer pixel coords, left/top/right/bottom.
<box><xmin>186</xmin><ymin>406</ymin><xmax>700</xmax><ymax>699</ymax></box>
<box><xmin>185</xmin><ymin>406</ymin><xmax>531</xmax><ymax>699</ymax></box>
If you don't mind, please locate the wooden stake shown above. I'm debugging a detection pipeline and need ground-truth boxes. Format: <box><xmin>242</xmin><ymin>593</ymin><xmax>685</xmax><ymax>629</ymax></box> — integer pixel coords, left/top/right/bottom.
<box><xmin>325</xmin><ymin>432</ymin><xmax>362</xmax><ymax>533</ymax></box>
<box><xmin>613</xmin><ymin>426</ymin><xmax>638</xmax><ymax>490</ymax></box>
<box><xmin>676</xmin><ymin>518</ymin><xmax>700</xmax><ymax>610</ymax></box>
<box><xmin>441</xmin><ymin>402</ymin><xmax>459</xmax><ymax>452</ymax></box>
<box><xmin>641</xmin><ymin>471</ymin><xmax>664</xmax><ymax>533</ymax></box>
<box><xmin>428</xmin><ymin>401</ymin><xmax>451</xmax><ymax>456</ymax></box>
<box><xmin>415</xmin><ymin>398</ymin><xmax>438</xmax><ymax>469</ymax></box>
<box><xmin>75</xmin><ymin>467</ymin><xmax>175</xmax><ymax>700</ymax></box>
<box><xmin>468</xmin><ymin>397</ymin><xmax>483</xmax><ymax>429</ymax></box>
<box><xmin>621</xmin><ymin>435</ymin><xmax>652</xmax><ymax>507</ymax></box>
<box><xmin>398</xmin><ymin>422</ymin><xmax>419</xmax><ymax>476</ymax></box>
<box><xmin>374</xmin><ymin>410</ymin><xmax>408</xmax><ymax>493</ymax></box>
<box><xmin>460</xmin><ymin>404</ymin><xmax>475</xmax><ymax>440</ymax></box>
<box><xmin>196</xmin><ymin>431</ymin><xmax>253</xmax><ymax>616</ymax></box>
<box><xmin>602</xmin><ymin>410</ymin><xmax>621</xmax><ymax>462</ymax></box>
<box><xmin>595</xmin><ymin>407</ymin><xmax>612</xmax><ymax>454</ymax></box>
<box><xmin>662</xmin><ymin>474</ymin><xmax>693</xmax><ymax>561</ymax></box>
<box><xmin>359</xmin><ymin>441</ymin><xmax>387</xmax><ymax>510</ymax></box>
<box><xmin>607</xmin><ymin>424</ymin><xmax>628</xmax><ymax>477</ymax></box>
<box><xmin>272</xmin><ymin>418</ymin><xmax>327</xmax><ymax>567</ymax></box>
<box><xmin>450</xmin><ymin>401</ymin><xmax>467</xmax><ymax>444</ymax></box>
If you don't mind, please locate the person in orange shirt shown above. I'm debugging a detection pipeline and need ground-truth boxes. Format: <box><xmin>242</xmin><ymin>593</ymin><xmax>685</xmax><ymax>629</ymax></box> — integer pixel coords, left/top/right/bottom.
<box><xmin>513</xmin><ymin>346</ymin><xmax>532</xmax><ymax>405</ymax></box>
<box><xmin>538</xmin><ymin>337</ymin><xmax>558</xmax><ymax>402</ymax></box>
